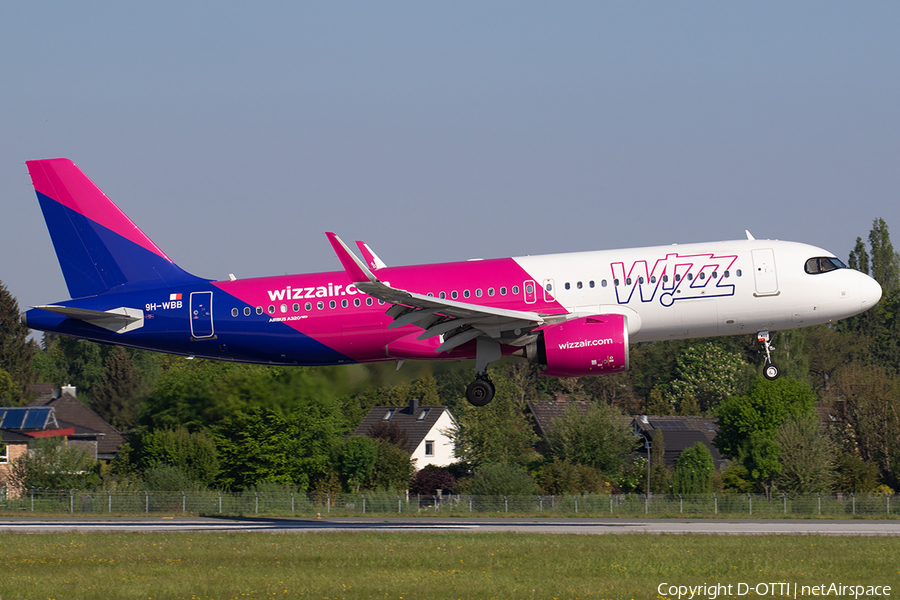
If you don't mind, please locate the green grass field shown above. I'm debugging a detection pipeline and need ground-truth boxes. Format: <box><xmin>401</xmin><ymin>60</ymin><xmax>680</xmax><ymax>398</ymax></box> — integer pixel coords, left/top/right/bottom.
<box><xmin>1</xmin><ymin>533</ymin><xmax>898</xmax><ymax>600</ymax></box>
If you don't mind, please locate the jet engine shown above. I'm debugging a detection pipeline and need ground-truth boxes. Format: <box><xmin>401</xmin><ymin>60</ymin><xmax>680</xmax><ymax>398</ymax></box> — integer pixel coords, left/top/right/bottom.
<box><xmin>532</xmin><ymin>314</ymin><xmax>629</xmax><ymax>377</ymax></box>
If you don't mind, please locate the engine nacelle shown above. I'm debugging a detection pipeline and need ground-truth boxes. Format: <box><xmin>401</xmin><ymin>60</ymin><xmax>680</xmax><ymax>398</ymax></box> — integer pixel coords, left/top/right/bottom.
<box><xmin>536</xmin><ymin>314</ymin><xmax>629</xmax><ymax>377</ymax></box>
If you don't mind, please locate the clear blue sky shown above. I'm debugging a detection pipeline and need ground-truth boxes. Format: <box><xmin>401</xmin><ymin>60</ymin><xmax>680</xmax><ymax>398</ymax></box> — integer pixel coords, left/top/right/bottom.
<box><xmin>2</xmin><ymin>2</ymin><xmax>898</xmax><ymax>313</ymax></box>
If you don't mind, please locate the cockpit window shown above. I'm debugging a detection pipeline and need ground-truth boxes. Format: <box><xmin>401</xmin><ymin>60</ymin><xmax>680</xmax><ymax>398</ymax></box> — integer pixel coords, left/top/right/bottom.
<box><xmin>805</xmin><ymin>257</ymin><xmax>847</xmax><ymax>274</ymax></box>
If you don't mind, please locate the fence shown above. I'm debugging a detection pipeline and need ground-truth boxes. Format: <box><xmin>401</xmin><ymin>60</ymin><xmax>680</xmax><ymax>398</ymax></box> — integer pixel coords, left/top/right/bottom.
<box><xmin>0</xmin><ymin>490</ymin><xmax>895</xmax><ymax>518</ymax></box>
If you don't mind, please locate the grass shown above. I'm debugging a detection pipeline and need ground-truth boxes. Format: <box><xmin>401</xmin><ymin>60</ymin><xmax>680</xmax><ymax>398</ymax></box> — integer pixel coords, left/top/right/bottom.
<box><xmin>1</xmin><ymin>532</ymin><xmax>898</xmax><ymax>599</ymax></box>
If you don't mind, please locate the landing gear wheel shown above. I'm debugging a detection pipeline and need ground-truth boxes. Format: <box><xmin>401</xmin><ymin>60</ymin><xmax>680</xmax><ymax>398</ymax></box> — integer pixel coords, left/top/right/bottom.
<box><xmin>466</xmin><ymin>378</ymin><xmax>495</xmax><ymax>407</ymax></box>
<box><xmin>764</xmin><ymin>363</ymin><xmax>781</xmax><ymax>380</ymax></box>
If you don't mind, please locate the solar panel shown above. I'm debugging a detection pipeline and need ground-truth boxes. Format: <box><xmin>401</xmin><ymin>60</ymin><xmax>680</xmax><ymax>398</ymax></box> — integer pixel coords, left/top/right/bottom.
<box><xmin>24</xmin><ymin>408</ymin><xmax>52</xmax><ymax>429</ymax></box>
<box><xmin>0</xmin><ymin>407</ymin><xmax>55</xmax><ymax>429</ymax></box>
<box><xmin>1</xmin><ymin>409</ymin><xmax>26</xmax><ymax>428</ymax></box>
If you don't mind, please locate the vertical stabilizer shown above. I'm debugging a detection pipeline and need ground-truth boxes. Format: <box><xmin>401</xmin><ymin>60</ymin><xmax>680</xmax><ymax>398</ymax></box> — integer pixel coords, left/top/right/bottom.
<box><xmin>27</xmin><ymin>159</ymin><xmax>205</xmax><ymax>298</ymax></box>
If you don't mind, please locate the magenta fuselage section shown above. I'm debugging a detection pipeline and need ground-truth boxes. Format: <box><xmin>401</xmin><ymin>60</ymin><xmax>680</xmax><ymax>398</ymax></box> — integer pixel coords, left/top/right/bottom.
<box><xmin>212</xmin><ymin>257</ymin><xmax>567</xmax><ymax>365</ymax></box>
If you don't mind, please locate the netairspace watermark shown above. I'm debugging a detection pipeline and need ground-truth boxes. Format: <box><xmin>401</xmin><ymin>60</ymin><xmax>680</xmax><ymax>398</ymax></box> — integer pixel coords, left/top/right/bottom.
<box><xmin>658</xmin><ymin>582</ymin><xmax>892</xmax><ymax>599</ymax></box>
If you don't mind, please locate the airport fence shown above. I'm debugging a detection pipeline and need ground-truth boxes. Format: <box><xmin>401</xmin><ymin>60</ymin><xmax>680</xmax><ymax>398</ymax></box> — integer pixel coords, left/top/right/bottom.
<box><xmin>0</xmin><ymin>490</ymin><xmax>896</xmax><ymax>518</ymax></box>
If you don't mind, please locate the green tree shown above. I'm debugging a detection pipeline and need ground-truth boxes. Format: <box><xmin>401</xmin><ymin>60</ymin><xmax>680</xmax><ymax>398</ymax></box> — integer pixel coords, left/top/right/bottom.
<box><xmin>671</xmin><ymin>442</ymin><xmax>715</xmax><ymax>495</ymax></box>
<box><xmin>213</xmin><ymin>404</ymin><xmax>342</xmax><ymax>491</ymax></box>
<box><xmin>450</xmin><ymin>371</ymin><xmax>537</xmax><ymax>467</ymax></box>
<box><xmin>664</xmin><ymin>343</ymin><xmax>752</xmax><ymax>413</ymax></box>
<box><xmin>537</xmin><ymin>458</ymin><xmax>608</xmax><ymax>495</ymax></box>
<box><xmin>129</xmin><ymin>427</ymin><xmax>220</xmax><ymax>486</ymax></box>
<box><xmin>91</xmin><ymin>347</ymin><xmax>146</xmax><ymax>430</ymax></box>
<box><xmin>868</xmin><ymin>217</ymin><xmax>899</xmax><ymax>295</ymax></box>
<box><xmin>331</xmin><ymin>435</ymin><xmax>378</xmax><ymax>492</ymax></box>
<box><xmin>365</xmin><ymin>438</ymin><xmax>415</xmax><ymax>491</ymax></box>
<box><xmin>0</xmin><ymin>281</ymin><xmax>35</xmax><ymax>401</ymax></box>
<box><xmin>649</xmin><ymin>429</ymin><xmax>670</xmax><ymax>493</ymax></box>
<box><xmin>469</xmin><ymin>463</ymin><xmax>537</xmax><ymax>496</ymax></box>
<box><xmin>715</xmin><ymin>378</ymin><xmax>817</xmax><ymax>498</ymax></box>
<box><xmin>544</xmin><ymin>402</ymin><xmax>639</xmax><ymax>475</ymax></box>
<box><xmin>848</xmin><ymin>236</ymin><xmax>870</xmax><ymax>275</ymax></box>
<box><xmin>774</xmin><ymin>413</ymin><xmax>835</xmax><ymax>494</ymax></box>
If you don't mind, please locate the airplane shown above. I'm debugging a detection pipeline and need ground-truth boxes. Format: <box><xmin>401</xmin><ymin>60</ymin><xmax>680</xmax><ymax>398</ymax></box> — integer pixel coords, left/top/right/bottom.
<box><xmin>21</xmin><ymin>158</ymin><xmax>883</xmax><ymax>406</ymax></box>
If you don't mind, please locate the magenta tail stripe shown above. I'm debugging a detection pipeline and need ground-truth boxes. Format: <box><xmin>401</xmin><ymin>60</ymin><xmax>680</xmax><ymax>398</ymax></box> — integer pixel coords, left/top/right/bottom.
<box><xmin>27</xmin><ymin>159</ymin><xmax>172</xmax><ymax>262</ymax></box>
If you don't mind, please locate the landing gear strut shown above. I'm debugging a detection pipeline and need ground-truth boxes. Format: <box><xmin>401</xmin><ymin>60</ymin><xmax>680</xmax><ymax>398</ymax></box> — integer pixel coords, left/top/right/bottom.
<box><xmin>758</xmin><ymin>331</ymin><xmax>781</xmax><ymax>380</ymax></box>
<box><xmin>466</xmin><ymin>374</ymin><xmax>495</xmax><ymax>407</ymax></box>
<box><xmin>465</xmin><ymin>337</ymin><xmax>500</xmax><ymax>406</ymax></box>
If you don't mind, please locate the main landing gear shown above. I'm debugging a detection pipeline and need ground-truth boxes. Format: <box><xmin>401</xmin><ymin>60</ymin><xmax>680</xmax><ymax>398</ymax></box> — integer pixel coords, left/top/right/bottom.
<box><xmin>465</xmin><ymin>337</ymin><xmax>501</xmax><ymax>406</ymax></box>
<box><xmin>757</xmin><ymin>331</ymin><xmax>781</xmax><ymax>380</ymax></box>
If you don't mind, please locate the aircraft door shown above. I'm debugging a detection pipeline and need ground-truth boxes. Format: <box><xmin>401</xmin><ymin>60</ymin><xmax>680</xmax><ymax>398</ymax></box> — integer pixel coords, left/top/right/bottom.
<box><xmin>751</xmin><ymin>249</ymin><xmax>779</xmax><ymax>296</ymax></box>
<box><xmin>190</xmin><ymin>291</ymin><xmax>214</xmax><ymax>339</ymax></box>
<box><xmin>523</xmin><ymin>280</ymin><xmax>537</xmax><ymax>304</ymax></box>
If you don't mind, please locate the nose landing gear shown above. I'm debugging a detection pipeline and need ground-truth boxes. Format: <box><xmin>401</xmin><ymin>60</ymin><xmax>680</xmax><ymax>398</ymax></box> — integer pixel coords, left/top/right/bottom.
<box><xmin>758</xmin><ymin>331</ymin><xmax>781</xmax><ymax>380</ymax></box>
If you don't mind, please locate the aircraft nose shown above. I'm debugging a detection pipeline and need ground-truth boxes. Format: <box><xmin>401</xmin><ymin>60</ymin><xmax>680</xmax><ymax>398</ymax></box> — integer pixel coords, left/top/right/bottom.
<box><xmin>859</xmin><ymin>274</ymin><xmax>882</xmax><ymax>311</ymax></box>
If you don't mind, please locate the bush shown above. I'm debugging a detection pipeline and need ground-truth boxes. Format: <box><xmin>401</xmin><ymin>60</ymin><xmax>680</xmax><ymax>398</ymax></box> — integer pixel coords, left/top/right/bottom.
<box><xmin>469</xmin><ymin>463</ymin><xmax>537</xmax><ymax>496</ymax></box>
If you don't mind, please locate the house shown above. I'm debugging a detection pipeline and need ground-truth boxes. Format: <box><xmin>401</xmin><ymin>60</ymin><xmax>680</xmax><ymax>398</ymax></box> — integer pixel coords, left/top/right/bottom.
<box><xmin>353</xmin><ymin>399</ymin><xmax>457</xmax><ymax>469</ymax></box>
<box><xmin>632</xmin><ymin>415</ymin><xmax>728</xmax><ymax>470</ymax></box>
<box><xmin>0</xmin><ymin>405</ymin><xmax>75</xmax><ymax>497</ymax></box>
<box><xmin>27</xmin><ymin>385</ymin><xmax>125</xmax><ymax>461</ymax></box>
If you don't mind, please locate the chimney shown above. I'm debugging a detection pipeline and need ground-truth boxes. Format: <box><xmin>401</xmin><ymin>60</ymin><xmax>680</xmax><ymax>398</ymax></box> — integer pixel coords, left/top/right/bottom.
<box><xmin>640</xmin><ymin>414</ymin><xmax>649</xmax><ymax>424</ymax></box>
<box><xmin>61</xmin><ymin>384</ymin><xmax>77</xmax><ymax>398</ymax></box>
<box><xmin>409</xmin><ymin>398</ymin><xmax>419</xmax><ymax>414</ymax></box>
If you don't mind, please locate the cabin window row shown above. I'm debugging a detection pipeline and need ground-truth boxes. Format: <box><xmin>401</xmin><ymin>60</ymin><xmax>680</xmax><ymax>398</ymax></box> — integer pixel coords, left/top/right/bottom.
<box><xmin>231</xmin><ymin>297</ymin><xmax>386</xmax><ymax>317</ymax></box>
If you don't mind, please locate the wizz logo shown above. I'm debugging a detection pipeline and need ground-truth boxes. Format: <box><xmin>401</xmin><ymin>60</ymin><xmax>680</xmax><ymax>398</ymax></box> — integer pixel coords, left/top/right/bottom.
<box><xmin>610</xmin><ymin>252</ymin><xmax>738</xmax><ymax>307</ymax></box>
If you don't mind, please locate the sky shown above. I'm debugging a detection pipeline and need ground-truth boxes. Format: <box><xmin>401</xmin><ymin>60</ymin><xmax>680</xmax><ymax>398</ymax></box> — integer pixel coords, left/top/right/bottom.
<box><xmin>2</xmin><ymin>2</ymin><xmax>899</xmax><ymax>315</ymax></box>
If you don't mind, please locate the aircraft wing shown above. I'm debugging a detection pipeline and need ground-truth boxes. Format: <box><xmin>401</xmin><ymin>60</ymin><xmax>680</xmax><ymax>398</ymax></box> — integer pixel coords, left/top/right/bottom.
<box><xmin>327</xmin><ymin>233</ymin><xmax>551</xmax><ymax>352</ymax></box>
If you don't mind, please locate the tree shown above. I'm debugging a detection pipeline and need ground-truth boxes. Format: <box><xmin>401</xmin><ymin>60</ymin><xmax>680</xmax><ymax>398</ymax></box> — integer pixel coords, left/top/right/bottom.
<box><xmin>450</xmin><ymin>370</ymin><xmax>537</xmax><ymax>467</ymax></box>
<box><xmin>715</xmin><ymin>378</ymin><xmax>817</xmax><ymax>498</ymax></box>
<box><xmin>649</xmin><ymin>429</ymin><xmax>670</xmax><ymax>493</ymax></box>
<box><xmin>663</xmin><ymin>343</ymin><xmax>753</xmax><ymax>413</ymax></box>
<box><xmin>469</xmin><ymin>463</ymin><xmax>537</xmax><ymax>496</ymax></box>
<box><xmin>671</xmin><ymin>442</ymin><xmax>715</xmax><ymax>495</ymax></box>
<box><xmin>0</xmin><ymin>281</ymin><xmax>35</xmax><ymax>402</ymax></box>
<box><xmin>91</xmin><ymin>347</ymin><xmax>145</xmax><ymax>430</ymax></box>
<box><xmin>774</xmin><ymin>413</ymin><xmax>836</xmax><ymax>494</ymax></box>
<box><xmin>537</xmin><ymin>459</ymin><xmax>608</xmax><ymax>495</ymax></box>
<box><xmin>129</xmin><ymin>427</ymin><xmax>220</xmax><ymax>486</ymax></box>
<box><xmin>365</xmin><ymin>438</ymin><xmax>415</xmax><ymax>491</ymax></box>
<box><xmin>331</xmin><ymin>436</ymin><xmax>378</xmax><ymax>492</ymax></box>
<box><xmin>544</xmin><ymin>402</ymin><xmax>639</xmax><ymax>475</ymax></box>
<box><xmin>213</xmin><ymin>403</ymin><xmax>342</xmax><ymax>491</ymax></box>
<box><xmin>826</xmin><ymin>363</ymin><xmax>900</xmax><ymax>489</ymax></box>
<box><xmin>848</xmin><ymin>236</ymin><xmax>870</xmax><ymax>275</ymax></box>
<box><xmin>868</xmin><ymin>217</ymin><xmax>899</xmax><ymax>295</ymax></box>
<box><xmin>410</xmin><ymin>465</ymin><xmax>456</xmax><ymax>495</ymax></box>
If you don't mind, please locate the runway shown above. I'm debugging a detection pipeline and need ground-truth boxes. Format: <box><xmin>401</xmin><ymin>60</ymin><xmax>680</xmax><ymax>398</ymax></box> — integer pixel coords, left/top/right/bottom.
<box><xmin>1</xmin><ymin>516</ymin><xmax>899</xmax><ymax>535</ymax></box>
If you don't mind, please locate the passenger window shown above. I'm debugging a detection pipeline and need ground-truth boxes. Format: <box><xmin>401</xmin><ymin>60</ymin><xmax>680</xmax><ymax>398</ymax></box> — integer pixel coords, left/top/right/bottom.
<box><xmin>513</xmin><ymin>285</ymin><xmax>520</xmax><ymax>295</ymax></box>
<box><xmin>354</xmin><ymin>298</ymin><xmax>361</xmax><ymax>307</ymax></box>
<box><xmin>663</xmin><ymin>275</ymin><xmax>669</xmax><ymax>283</ymax></box>
<box><xmin>366</xmin><ymin>298</ymin><xmax>373</xmax><ymax>306</ymax></box>
<box><xmin>626</xmin><ymin>278</ymin><xmax>632</xmax><ymax>285</ymax></box>
<box><xmin>590</xmin><ymin>281</ymin><xmax>595</xmax><ymax>288</ymax></box>
<box><xmin>268</xmin><ymin>305</ymin><xmax>275</xmax><ymax>314</ymax></box>
<box><xmin>638</xmin><ymin>277</ymin><xmax>644</xmax><ymax>284</ymax></box>
<box><xmin>565</xmin><ymin>282</ymin><xmax>571</xmax><ymax>290</ymax></box>
<box><xmin>232</xmin><ymin>308</ymin><xmax>239</xmax><ymax>317</ymax></box>
<box><xmin>650</xmin><ymin>276</ymin><xmax>656</xmax><ymax>284</ymax></box>
<box><xmin>451</xmin><ymin>291</ymin><xmax>458</xmax><ymax>299</ymax></box>
<box><xmin>675</xmin><ymin>274</ymin><xmax>681</xmax><ymax>282</ymax></box>
<box><xmin>500</xmin><ymin>287</ymin><xmax>507</xmax><ymax>295</ymax></box>
<box><xmin>712</xmin><ymin>271</ymin><xmax>718</xmax><ymax>278</ymax></box>
<box><xmin>475</xmin><ymin>289</ymin><xmax>482</xmax><ymax>297</ymax></box>
<box><xmin>329</xmin><ymin>300</ymin><xmax>336</xmax><ymax>309</ymax></box>
<box><xmin>317</xmin><ymin>301</ymin><xmax>324</xmax><ymax>310</ymax></box>
<box><xmin>305</xmin><ymin>302</ymin><xmax>312</xmax><ymax>311</ymax></box>
<box><xmin>293</xmin><ymin>303</ymin><xmax>300</xmax><ymax>312</ymax></box>
<box><xmin>439</xmin><ymin>292</ymin><xmax>446</xmax><ymax>299</ymax></box>
<box><xmin>244</xmin><ymin>307</ymin><xmax>251</xmax><ymax>316</ymax></box>
<box><xmin>341</xmin><ymin>299</ymin><xmax>348</xmax><ymax>308</ymax></box>
<box><xmin>256</xmin><ymin>306</ymin><xmax>263</xmax><ymax>315</ymax></box>
<box><xmin>737</xmin><ymin>270</ymin><xmax>742</xmax><ymax>277</ymax></box>
<box><xmin>614</xmin><ymin>279</ymin><xmax>620</xmax><ymax>286</ymax></box>
<box><xmin>488</xmin><ymin>287</ymin><xmax>495</xmax><ymax>296</ymax></box>
<box><xmin>280</xmin><ymin>304</ymin><xmax>287</xmax><ymax>313</ymax></box>
<box><xmin>463</xmin><ymin>290</ymin><xmax>470</xmax><ymax>298</ymax></box>
<box><xmin>699</xmin><ymin>273</ymin><xmax>706</xmax><ymax>280</ymax></box>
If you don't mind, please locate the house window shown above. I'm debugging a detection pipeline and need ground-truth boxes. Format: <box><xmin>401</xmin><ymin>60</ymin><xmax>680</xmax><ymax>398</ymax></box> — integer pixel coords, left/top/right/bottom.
<box><xmin>424</xmin><ymin>440</ymin><xmax>434</xmax><ymax>456</ymax></box>
<box><xmin>383</xmin><ymin>409</ymin><xmax>395</xmax><ymax>421</ymax></box>
<box><xmin>0</xmin><ymin>443</ymin><xmax>7</xmax><ymax>464</ymax></box>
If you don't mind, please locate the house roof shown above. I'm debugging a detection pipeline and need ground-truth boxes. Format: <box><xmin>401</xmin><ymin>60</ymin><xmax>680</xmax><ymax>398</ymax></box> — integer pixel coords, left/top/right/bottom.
<box><xmin>632</xmin><ymin>415</ymin><xmax>724</xmax><ymax>468</ymax></box>
<box><xmin>1</xmin><ymin>428</ymin><xmax>33</xmax><ymax>443</ymax></box>
<box><xmin>353</xmin><ymin>400</ymin><xmax>455</xmax><ymax>453</ymax></box>
<box><xmin>526</xmin><ymin>399</ymin><xmax>591</xmax><ymax>438</ymax></box>
<box><xmin>27</xmin><ymin>390</ymin><xmax>125</xmax><ymax>457</ymax></box>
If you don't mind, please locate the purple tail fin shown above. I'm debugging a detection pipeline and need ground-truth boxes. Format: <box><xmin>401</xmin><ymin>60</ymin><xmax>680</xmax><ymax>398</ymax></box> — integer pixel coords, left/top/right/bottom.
<box><xmin>27</xmin><ymin>159</ymin><xmax>205</xmax><ymax>298</ymax></box>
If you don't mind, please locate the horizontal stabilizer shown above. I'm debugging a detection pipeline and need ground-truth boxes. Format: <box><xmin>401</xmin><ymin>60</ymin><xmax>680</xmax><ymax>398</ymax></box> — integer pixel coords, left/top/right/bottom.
<box><xmin>32</xmin><ymin>305</ymin><xmax>144</xmax><ymax>334</ymax></box>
